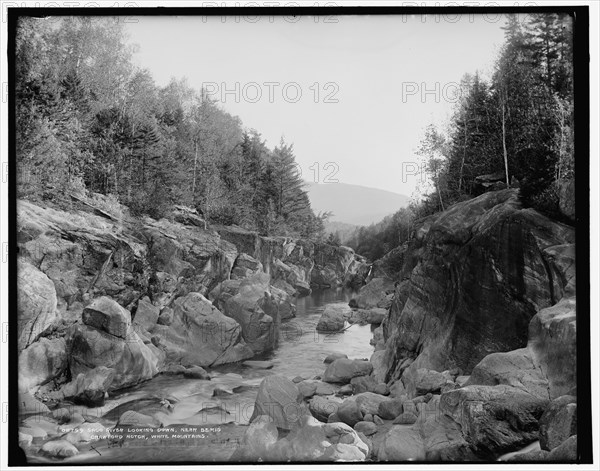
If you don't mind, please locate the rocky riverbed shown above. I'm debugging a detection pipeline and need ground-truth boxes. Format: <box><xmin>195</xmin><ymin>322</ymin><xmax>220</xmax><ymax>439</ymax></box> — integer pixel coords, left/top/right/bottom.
<box><xmin>17</xmin><ymin>189</ymin><xmax>578</xmax><ymax>463</ymax></box>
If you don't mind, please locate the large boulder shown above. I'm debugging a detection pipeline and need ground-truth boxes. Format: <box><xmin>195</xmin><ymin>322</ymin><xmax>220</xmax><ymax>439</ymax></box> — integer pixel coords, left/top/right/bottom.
<box><xmin>547</xmin><ymin>435</ymin><xmax>577</xmax><ymax>461</ymax></box>
<box><xmin>378</xmin><ymin>426</ymin><xmax>426</xmax><ymax>461</ymax></box>
<box><xmin>82</xmin><ymin>296</ymin><xmax>131</xmax><ymax>338</ymax></box>
<box><xmin>316</xmin><ymin>303</ymin><xmax>350</xmax><ymax>332</ymax></box>
<box><xmin>50</xmin><ymin>366</ymin><xmax>115</xmax><ymax>407</ymax></box>
<box><xmin>538</xmin><ymin>395</ymin><xmax>577</xmax><ymax>451</ymax></box>
<box><xmin>149</xmin><ymin>292</ymin><xmax>253</xmax><ymax>367</ymax></box>
<box><xmin>355</xmin><ymin>278</ymin><xmax>395</xmax><ymax>309</ymax></box>
<box><xmin>418</xmin><ymin>414</ymin><xmax>477</xmax><ymax>461</ymax></box>
<box><xmin>440</xmin><ymin>384</ymin><xmax>548</xmax><ymax>457</ymax></box>
<box><xmin>412</xmin><ymin>368</ymin><xmax>452</xmax><ymax>396</ymax></box>
<box><xmin>17</xmin><ymin>261</ymin><xmax>58</xmax><ymax>351</ymax></box>
<box><xmin>216</xmin><ymin>273</ymin><xmax>280</xmax><ymax>354</ymax></box>
<box><xmin>322</xmin><ymin>359</ymin><xmax>373</xmax><ymax>384</ymax></box>
<box><xmin>337</xmin><ymin>399</ymin><xmax>364</xmax><ymax>427</ymax></box>
<box><xmin>132</xmin><ymin>296</ymin><xmax>160</xmax><ymax>332</ymax></box>
<box><xmin>528</xmin><ymin>297</ymin><xmax>577</xmax><ymax>399</ymax></box>
<box><xmin>381</xmin><ymin>190</ymin><xmax>575</xmax><ymax>385</ymax></box>
<box><xmin>466</xmin><ymin>348</ymin><xmax>550</xmax><ymax>400</ymax></box>
<box><xmin>247</xmin><ymin>417</ymin><xmax>368</xmax><ymax>461</ymax></box>
<box><xmin>250</xmin><ymin>375</ymin><xmax>310</xmax><ymax>431</ymax></box>
<box><xmin>68</xmin><ymin>322</ymin><xmax>158</xmax><ymax>390</ymax></box>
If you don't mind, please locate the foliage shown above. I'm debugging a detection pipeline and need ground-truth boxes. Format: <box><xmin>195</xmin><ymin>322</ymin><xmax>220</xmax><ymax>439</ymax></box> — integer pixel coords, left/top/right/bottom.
<box><xmin>15</xmin><ymin>16</ymin><xmax>322</xmax><ymax>238</ymax></box>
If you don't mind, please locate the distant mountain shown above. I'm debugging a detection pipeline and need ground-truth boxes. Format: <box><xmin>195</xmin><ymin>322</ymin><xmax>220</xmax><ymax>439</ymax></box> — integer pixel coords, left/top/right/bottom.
<box><xmin>306</xmin><ymin>181</ymin><xmax>409</xmax><ymax>226</ymax></box>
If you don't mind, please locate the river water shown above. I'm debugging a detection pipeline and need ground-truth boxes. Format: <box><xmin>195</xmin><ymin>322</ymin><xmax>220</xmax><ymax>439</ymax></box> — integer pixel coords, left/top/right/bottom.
<box><xmin>29</xmin><ymin>288</ymin><xmax>375</xmax><ymax>464</ymax></box>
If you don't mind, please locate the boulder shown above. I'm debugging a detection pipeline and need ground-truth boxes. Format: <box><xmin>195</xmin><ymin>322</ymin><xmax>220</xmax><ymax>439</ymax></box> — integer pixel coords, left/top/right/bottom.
<box><xmin>133</xmin><ymin>297</ymin><xmax>160</xmax><ymax>331</ymax></box>
<box><xmin>68</xmin><ymin>323</ymin><xmax>158</xmax><ymax>390</ymax></box>
<box><xmin>378</xmin><ymin>426</ymin><xmax>426</xmax><ymax>461</ymax></box>
<box><xmin>440</xmin><ymin>385</ymin><xmax>548</xmax><ymax>456</ymax></box>
<box><xmin>377</xmin><ymin>398</ymin><xmax>405</xmax><ymax>420</ymax></box>
<box><xmin>355</xmin><ymin>278</ymin><xmax>395</xmax><ymax>309</ymax></box>
<box><xmin>393</xmin><ymin>412</ymin><xmax>418</xmax><ymax>425</ymax></box>
<box><xmin>17</xmin><ymin>261</ymin><xmax>58</xmax><ymax>351</ymax></box>
<box><xmin>250</xmin><ymin>375</ymin><xmax>310</xmax><ymax>430</ymax></box>
<box><xmin>18</xmin><ymin>337</ymin><xmax>67</xmax><ymax>392</ymax></box>
<box><xmin>466</xmin><ymin>348</ymin><xmax>550</xmax><ymax>400</ymax></box>
<box><xmin>354</xmin><ymin>392</ymin><xmax>390</xmax><ymax>416</ymax></box>
<box><xmin>418</xmin><ymin>412</ymin><xmax>478</xmax><ymax>461</ymax></box>
<box><xmin>298</xmin><ymin>381</ymin><xmax>318</xmax><ymax>399</ymax></box>
<box><xmin>337</xmin><ymin>399</ymin><xmax>363</xmax><ymax>427</ymax></box>
<box><xmin>157</xmin><ymin>307</ymin><xmax>174</xmax><ymax>326</ymax></box>
<box><xmin>183</xmin><ymin>366</ymin><xmax>211</xmax><ymax>380</ymax></box>
<box><xmin>316</xmin><ymin>303</ymin><xmax>350</xmax><ymax>332</ymax></box>
<box><xmin>309</xmin><ymin>396</ymin><xmax>339</xmax><ymax>422</ymax></box>
<box><xmin>53</xmin><ymin>366</ymin><xmax>115</xmax><ymax>407</ymax></box>
<box><xmin>40</xmin><ymin>439</ymin><xmax>79</xmax><ymax>458</ymax></box>
<box><xmin>323</xmin><ymin>359</ymin><xmax>373</xmax><ymax>384</ymax></box>
<box><xmin>150</xmin><ymin>291</ymin><xmax>253</xmax><ymax>367</ymax></box>
<box><xmin>324</xmin><ymin>352</ymin><xmax>348</xmax><ymax>364</ymax></box>
<box><xmin>219</xmin><ymin>273</ymin><xmax>280</xmax><ymax>354</ymax></box>
<box><xmin>547</xmin><ymin>435</ymin><xmax>577</xmax><ymax>461</ymax></box>
<box><xmin>338</xmin><ymin>384</ymin><xmax>353</xmax><ymax>396</ymax></box>
<box><xmin>413</xmin><ymin>368</ymin><xmax>452</xmax><ymax>396</ymax></box>
<box><xmin>349</xmin><ymin>308</ymin><xmax>387</xmax><ymax>325</ymax></box>
<box><xmin>230</xmin><ymin>415</ymin><xmax>278</xmax><ymax>461</ymax></box>
<box><xmin>528</xmin><ymin>297</ymin><xmax>577</xmax><ymax>399</ymax></box>
<box><xmin>19</xmin><ymin>432</ymin><xmax>33</xmax><ymax>447</ymax></box>
<box><xmin>350</xmin><ymin>375</ymin><xmax>378</xmax><ymax>394</ymax></box>
<box><xmin>354</xmin><ymin>421</ymin><xmax>377</xmax><ymax>436</ymax></box>
<box><xmin>82</xmin><ymin>296</ymin><xmax>132</xmax><ymax>339</ymax></box>
<box><xmin>538</xmin><ymin>395</ymin><xmax>577</xmax><ymax>451</ymax></box>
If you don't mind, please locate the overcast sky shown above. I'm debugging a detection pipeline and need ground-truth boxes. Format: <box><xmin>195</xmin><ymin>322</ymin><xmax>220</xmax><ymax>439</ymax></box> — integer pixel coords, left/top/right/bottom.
<box><xmin>126</xmin><ymin>14</ymin><xmax>507</xmax><ymax>197</ymax></box>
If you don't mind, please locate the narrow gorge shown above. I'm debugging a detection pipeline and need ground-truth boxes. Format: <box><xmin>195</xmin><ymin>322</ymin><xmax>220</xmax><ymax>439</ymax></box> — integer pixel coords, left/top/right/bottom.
<box><xmin>17</xmin><ymin>187</ymin><xmax>578</xmax><ymax>463</ymax></box>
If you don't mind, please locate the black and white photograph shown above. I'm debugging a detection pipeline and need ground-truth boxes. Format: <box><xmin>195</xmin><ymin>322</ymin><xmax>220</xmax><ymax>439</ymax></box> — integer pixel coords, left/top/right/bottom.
<box><xmin>1</xmin><ymin>2</ymin><xmax>597</xmax><ymax>468</ymax></box>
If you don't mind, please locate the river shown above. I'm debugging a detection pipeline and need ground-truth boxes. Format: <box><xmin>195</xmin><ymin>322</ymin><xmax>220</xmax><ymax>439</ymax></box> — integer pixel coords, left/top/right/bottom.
<box><xmin>28</xmin><ymin>288</ymin><xmax>375</xmax><ymax>464</ymax></box>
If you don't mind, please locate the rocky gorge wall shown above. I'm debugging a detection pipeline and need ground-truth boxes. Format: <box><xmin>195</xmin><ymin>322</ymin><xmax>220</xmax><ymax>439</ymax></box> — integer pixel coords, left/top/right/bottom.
<box><xmin>375</xmin><ymin>189</ymin><xmax>576</xmax><ymax>396</ymax></box>
<box><xmin>16</xmin><ymin>198</ymin><xmax>368</xmax><ymax>404</ymax></box>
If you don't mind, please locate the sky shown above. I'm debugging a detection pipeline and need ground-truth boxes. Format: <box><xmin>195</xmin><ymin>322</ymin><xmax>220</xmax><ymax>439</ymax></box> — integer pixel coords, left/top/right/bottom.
<box><xmin>125</xmin><ymin>13</ymin><xmax>508</xmax><ymax>197</ymax></box>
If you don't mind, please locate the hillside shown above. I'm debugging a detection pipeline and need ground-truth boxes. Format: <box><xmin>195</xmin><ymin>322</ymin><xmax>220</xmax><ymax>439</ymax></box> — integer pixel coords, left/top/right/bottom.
<box><xmin>305</xmin><ymin>181</ymin><xmax>409</xmax><ymax>226</ymax></box>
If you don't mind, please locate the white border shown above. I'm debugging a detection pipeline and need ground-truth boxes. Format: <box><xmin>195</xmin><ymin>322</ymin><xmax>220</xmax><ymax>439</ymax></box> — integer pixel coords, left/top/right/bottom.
<box><xmin>1</xmin><ymin>1</ymin><xmax>598</xmax><ymax>470</ymax></box>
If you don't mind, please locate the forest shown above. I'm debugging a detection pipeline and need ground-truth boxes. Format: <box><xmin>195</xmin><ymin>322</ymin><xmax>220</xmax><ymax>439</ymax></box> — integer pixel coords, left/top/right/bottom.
<box><xmin>347</xmin><ymin>13</ymin><xmax>575</xmax><ymax>261</ymax></box>
<box><xmin>15</xmin><ymin>16</ymin><xmax>326</xmax><ymax>238</ymax></box>
<box><xmin>15</xmin><ymin>14</ymin><xmax>575</xmax><ymax>259</ymax></box>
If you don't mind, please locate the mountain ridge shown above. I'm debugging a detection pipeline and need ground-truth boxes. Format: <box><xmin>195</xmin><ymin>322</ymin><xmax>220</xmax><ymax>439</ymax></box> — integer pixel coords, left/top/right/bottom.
<box><xmin>305</xmin><ymin>181</ymin><xmax>409</xmax><ymax>226</ymax></box>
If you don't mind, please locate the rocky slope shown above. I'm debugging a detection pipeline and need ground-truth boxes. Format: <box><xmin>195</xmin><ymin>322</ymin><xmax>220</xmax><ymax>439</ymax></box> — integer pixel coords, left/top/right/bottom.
<box><xmin>234</xmin><ymin>188</ymin><xmax>578</xmax><ymax>462</ymax></box>
<box><xmin>17</xmin><ymin>197</ymin><xmax>368</xmax><ymax>402</ymax></box>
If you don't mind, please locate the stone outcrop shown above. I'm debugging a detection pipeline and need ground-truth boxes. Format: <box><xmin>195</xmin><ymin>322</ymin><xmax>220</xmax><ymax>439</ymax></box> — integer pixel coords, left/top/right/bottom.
<box><xmin>17</xmin><ymin>261</ymin><xmax>58</xmax><ymax>351</ymax></box>
<box><xmin>211</xmin><ymin>273</ymin><xmax>280</xmax><ymax>354</ymax></box>
<box><xmin>380</xmin><ymin>189</ymin><xmax>575</xmax><ymax>384</ymax></box>
<box><xmin>149</xmin><ymin>291</ymin><xmax>253</xmax><ymax>367</ymax></box>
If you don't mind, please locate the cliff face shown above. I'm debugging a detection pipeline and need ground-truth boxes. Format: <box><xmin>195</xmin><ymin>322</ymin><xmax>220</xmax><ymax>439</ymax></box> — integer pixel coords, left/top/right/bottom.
<box><xmin>379</xmin><ymin>189</ymin><xmax>575</xmax><ymax>393</ymax></box>
<box><xmin>16</xmin><ymin>198</ymin><xmax>368</xmax><ymax>398</ymax></box>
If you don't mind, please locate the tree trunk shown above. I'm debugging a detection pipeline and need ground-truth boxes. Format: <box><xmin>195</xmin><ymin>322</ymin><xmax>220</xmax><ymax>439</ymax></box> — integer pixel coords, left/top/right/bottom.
<box><xmin>435</xmin><ymin>172</ymin><xmax>445</xmax><ymax>211</ymax></box>
<box><xmin>501</xmin><ymin>94</ymin><xmax>510</xmax><ymax>188</ymax></box>
<box><xmin>459</xmin><ymin>117</ymin><xmax>467</xmax><ymax>192</ymax></box>
<box><xmin>192</xmin><ymin>140</ymin><xmax>198</xmax><ymax>201</ymax></box>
